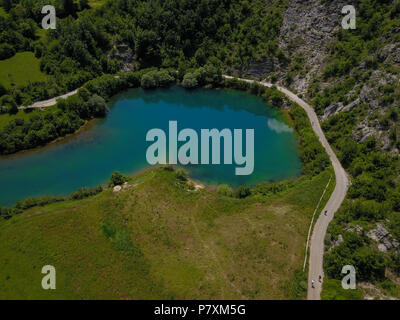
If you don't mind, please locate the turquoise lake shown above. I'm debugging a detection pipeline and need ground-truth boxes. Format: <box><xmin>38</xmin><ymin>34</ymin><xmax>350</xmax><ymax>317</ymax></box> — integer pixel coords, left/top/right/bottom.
<box><xmin>0</xmin><ymin>86</ymin><xmax>302</xmax><ymax>206</ymax></box>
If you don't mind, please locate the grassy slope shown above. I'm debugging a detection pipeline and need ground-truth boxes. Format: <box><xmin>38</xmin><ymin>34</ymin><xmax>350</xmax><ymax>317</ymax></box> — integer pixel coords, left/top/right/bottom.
<box><xmin>0</xmin><ymin>167</ymin><xmax>332</xmax><ymax>299</ymax></box>
<box><xmin>0</xmin><ymin>52</ymin><xmax>47</xmax><ymax>89</ymax></box>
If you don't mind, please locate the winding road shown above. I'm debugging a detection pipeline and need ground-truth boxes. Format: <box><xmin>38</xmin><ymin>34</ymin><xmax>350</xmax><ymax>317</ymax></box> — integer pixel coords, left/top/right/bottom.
<box><xmin>19</xmin><ymin>76</ymin><xmax>349</xmax><ymax>299</ymax></box>
<box><xmin>18</xmin><ymin>89</ymin><xmax>79</xmax><ymax>109</ymax></box>
<box><xmin>223</xmin><ymin>75</ymin><xmax>349</xmax><ymax>300</ymax></box>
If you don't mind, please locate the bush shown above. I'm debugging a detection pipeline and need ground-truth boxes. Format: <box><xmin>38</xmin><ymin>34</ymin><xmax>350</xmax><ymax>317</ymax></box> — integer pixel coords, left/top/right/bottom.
<box><xmin>163</xmin><ymin>164</ymin><xmax>175</xmax><ymax>171</ymax></box>
<box><xmin>87</xmin><ymin>94</ymin><xmax>108</xmax><ymax>117</ymax></box>
<box><xmin>0</xmin><ymin>43</ymin><xmax>15</xmax><ymax>60</ymax></box>
<box><xmin>175</xmin><ymin>168</ymin><xmax>188</xmax><ymax>181</ymax></box>
<box><xmin>0</xmin><ymin>82</ymin><xmax>7</xmax><ymax>97</ymax></box>
<box><xmin>14</xmin><ymin>196</ymin><xmax>65</xmax><ymax>210</ymax></box>
<box><xmin>217</xmin><ymin>184</ymin><xmax>233</xmax><ymax>197</ymax></box>
<box><xmin>234</xmin><ymin>186</ymin><xmax>251</xmax><ymax>199</ymax></box>
<box><xmin>156</xmin><ymin>70</ymin><xmax>175</xmax><ymax>87</ymax></box>
<box><xmin>141</xmin><ymin>72</ymin><xmax>157</xmax><ymax>89</ymax></box>
<box><xmin>108</xmin><ymin>171</ymin><xmax>129</xmax><ymax>187</ymax></box>
<box><xmin>182</xmin><ymin>73</ymin><xmax>198</xmax><ymax>88</ymax></box>
<box><xmin>69</xmin><ymin>186</ymin><xmax>103</xmax><ymax>200</ymax></box>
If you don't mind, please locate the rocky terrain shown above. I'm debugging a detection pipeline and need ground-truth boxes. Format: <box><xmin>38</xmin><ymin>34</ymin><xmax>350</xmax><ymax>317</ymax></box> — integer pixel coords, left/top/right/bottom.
<box><xmin>247</xmin><ymin>0</ymin><xmax>400</xmax><ymax>299</ymax></box>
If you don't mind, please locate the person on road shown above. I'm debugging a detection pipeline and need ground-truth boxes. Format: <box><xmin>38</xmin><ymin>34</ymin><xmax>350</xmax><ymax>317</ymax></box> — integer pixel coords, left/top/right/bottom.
<box><xmin>312</xmin><ymin>280</ymin><xmax>315</xmax><ymax>288</ymax></box>
<box><xmin>324</xmin><ymin>210</ymin><xmax>327</xmax><ymax>216</ymax></box>
<box><xmin>319</xmin><ymin>275</ymin><xmax>322</xmax><ymax>282</ymax></box>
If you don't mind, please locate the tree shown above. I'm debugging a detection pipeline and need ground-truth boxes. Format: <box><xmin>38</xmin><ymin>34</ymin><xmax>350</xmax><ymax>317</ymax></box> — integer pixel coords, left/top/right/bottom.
<box><xmin>3</xmin><ymin>0</ymin><xmax>12</xmax><ymax>11</ymax></box>
<box><xmin>141</xmin><ymin>72</ymin><xmax>157</xmax><ymax>89</ymax></box>
<box><xmin>87</xmin><ymin>94</ymin><xmax>108</xmax><ymax>117</ymax></box>
<box><xmin>108</xmin><ymin>171</ymin><xmax>128</xmax><ymax>187</ymax></box>
<box><xmin>234</xmin><ymin>186</ymin><xmax>251</xmax><ymax>199</ymax></box>
<box><xmin>156</xmin><ymin>70</ymin><xmax>174</xmax><ymax>87</ymax></box>
<box><xmin>0</xmin><ymin>83</ymin><xmax>7</xmax><ymax>97</ymax></box>
<box><xmin>217</xmin><ymin>184</ymin><xmax>233</xmax><ymax>197</ymax></box>
<box><xmin>182</xmin><ymin>73</ymin><xmax>198</xmax><ymax>88</ymax></box>
<box><xmin>61</xmin><ymin>0</ymin><xmax>75</xmax><ymax>16</ymax></box>
<box><xmin>175</xmin><ymin>168</ymin><xmax>188</xmax><ymax>181</ymax></box>
<box><xmin>79</xmin><ymin>0</ymin><xmax>89</xmax><ymax>10</ymax></box>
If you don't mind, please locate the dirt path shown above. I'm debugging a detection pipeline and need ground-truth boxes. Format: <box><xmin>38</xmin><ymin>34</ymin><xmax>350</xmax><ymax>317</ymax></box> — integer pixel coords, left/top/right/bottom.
<box><xmin>223</xmin><ymin>75</ymin><xmax>349</xmax><ymax>300</ymax></box>
<box><xmin>18</xmin><ymin>89</ymin><xmax>79</xmax><ymax>109</ymax></box>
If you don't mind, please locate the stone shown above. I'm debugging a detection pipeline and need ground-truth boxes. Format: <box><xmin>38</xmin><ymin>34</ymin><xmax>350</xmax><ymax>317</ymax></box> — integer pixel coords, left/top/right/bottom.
<box><xmin>113</xmin><ymin>185</ymin><xmax>122</xmax><ymax>193</ymax></box>
<box><xmin>378</xmin><ymin>244</ymin><xmax>387</xmax><ymax>253</ymax></box>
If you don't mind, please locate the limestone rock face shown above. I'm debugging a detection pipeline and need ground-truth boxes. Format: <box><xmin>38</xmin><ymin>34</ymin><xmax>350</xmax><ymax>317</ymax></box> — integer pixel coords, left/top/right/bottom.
<box><xmin>108</xmin><ymin>44</ymin><xmax>135</xmax><ymax>72</ymax></box>
<box><xmin>242</xmin><ymin>60</ymin><xmax>275</xmax><ymax>78</ymax></box>
<box><xmin>276</xmin><ymin>0</ymin><xmax>348</xmax><ymax>94</ymax></box>
<box><xmin>367</xmin><ymin>223</ymin><xmax>399</xmax><ymax>252</ymax></box>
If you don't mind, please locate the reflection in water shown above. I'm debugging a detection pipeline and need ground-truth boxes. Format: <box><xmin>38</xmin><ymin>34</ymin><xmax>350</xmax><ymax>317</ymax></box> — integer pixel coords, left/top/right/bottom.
<box><xmin>267</xmin><ymin>119</ymin><xmax>293</xmax><ymax>134</ymax></box>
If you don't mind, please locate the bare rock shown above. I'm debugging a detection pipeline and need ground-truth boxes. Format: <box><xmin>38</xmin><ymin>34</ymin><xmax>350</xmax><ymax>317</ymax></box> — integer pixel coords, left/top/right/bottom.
<box><xmin>108</xmin><ymin>43</ymin><xmax>135</xmax><ymax>72</ymax></box>
<box><xmin>368</xmin><ymin>223</ymin><xmax>399</xmax><ymax>252</ymax></box>
<box><xmin>113</xmin><ymin>185</ymin><xmax>122</xmax><ymax>193</ymax></box>
<box><xmin>330</xmin><ymin>234</ymin><xmax>344</xmax><ymax>250</ymax></box>
<box><xmin>367</xmin><ymin>223</ymin><xmax>389</xmax><ymax>241</ymax></box>
<box><xmin>242</xmin><ymin>60</ymin><xmax>275</xmax><ymax>78</ymax></box>
<box><xmin>378</xmin><ymin>244</ymin><xmax>387</xmax><ymax>253</ymax></box>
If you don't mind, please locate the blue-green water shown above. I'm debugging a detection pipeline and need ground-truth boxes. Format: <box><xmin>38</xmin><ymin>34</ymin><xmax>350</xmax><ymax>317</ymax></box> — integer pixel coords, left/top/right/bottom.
<box><xmin>0</xmin><ymin>86</ymin><xmax>301</xmax><ymax>206</ymax></box>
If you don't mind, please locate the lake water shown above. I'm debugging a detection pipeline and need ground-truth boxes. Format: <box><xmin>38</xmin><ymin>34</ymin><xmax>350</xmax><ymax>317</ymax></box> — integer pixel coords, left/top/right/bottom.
<box><xmin>0</xmin><ymin>86</ymin><xmax>301</xmax><ymax>206</ymax></box>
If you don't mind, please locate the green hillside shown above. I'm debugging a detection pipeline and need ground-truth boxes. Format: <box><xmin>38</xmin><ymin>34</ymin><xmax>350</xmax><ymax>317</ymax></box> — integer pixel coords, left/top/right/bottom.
<box><xmin>0</xmin><ymin>52</ymin><xmax>47</xmax><ymax>89</ymax></box>
<box><xmin>0</xmin><ymin>167</ymin><xmax>333</xmax><ymax>299</ymax></box>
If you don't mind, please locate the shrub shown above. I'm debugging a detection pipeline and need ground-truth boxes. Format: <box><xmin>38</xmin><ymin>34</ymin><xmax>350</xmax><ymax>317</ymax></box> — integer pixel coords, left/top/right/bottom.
<box><xmin>175</xmin><ymin>168</ymin><xmax>188</xmax><ymax>181</ymax></box>
<box><xmin>14</xmin><ymin>196</ymin><xmax>65</xmax><ymax>210</ymax></box>
<box><xmin>78</xmin><ymin>87</ymin><xmax>91</xmax><ymax>101</ymax></box>
<box><xmin>0</xmin><ymin>82</ymin><xmax>7</xmax><ymax>97</ymax></box>
<box><xmin>87</xmin><ymin>94</ymin><xmax>108</xmax><ymax>117</ymax></box>
<box><xmin>163</xmin><ymin>164</ymin><xmax>174</xmax><ymax>171</ymax></box>
<box><xmin>141</xmin><ymin>72</ymin><xmax>157</xmax><ymax>89</ymax></box>
<box><xmin>234</xmin><ymin>186</ymin><xmax>251</xmax><ymax>198</ymax></box>
<box><xmin>108</xmin><ymin>171</ymin><xmax>129</xmax><ymax>187</ymax></box>
<box><xmin>182</xmin><ymin>73</ymin><xmax>198</xmax><ymax>88</ymax></box>
<box><xmin>217</xmin><ymin>184</ymin><xmax>233</xmax><ymax>197</ymax></box>
<box><xmin>69</xmin><ymin>186</ymin><xmax>103</xmax><ymax>200</ymax></box>
<box><xmin>0</xmin><ymin>43</ymin><xmax>15</xmax><ymax>60</ymax></box>
<box><xmin>156</xmin><ymin>70</ymin><xmax>175</xmax><ymax>87</ymax></box>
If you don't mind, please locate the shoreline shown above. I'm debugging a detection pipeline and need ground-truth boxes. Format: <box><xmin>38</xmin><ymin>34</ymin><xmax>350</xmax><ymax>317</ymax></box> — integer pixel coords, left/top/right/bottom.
<box><xmin>0</xmin><ymin>118</ymin><xmax>97</xmax><ymax>160</ymax></box>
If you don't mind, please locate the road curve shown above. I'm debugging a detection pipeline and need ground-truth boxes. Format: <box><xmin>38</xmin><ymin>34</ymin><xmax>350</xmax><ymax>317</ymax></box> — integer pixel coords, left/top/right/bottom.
<box><xmin>223</xmin><ymin>75</ymin><xmax>349</xmax><ymax>300</ymax></box>
<box><xmin>18</xmin><ymin>89</ymin><xmax>79</xmax><ymax>109</ymax></box>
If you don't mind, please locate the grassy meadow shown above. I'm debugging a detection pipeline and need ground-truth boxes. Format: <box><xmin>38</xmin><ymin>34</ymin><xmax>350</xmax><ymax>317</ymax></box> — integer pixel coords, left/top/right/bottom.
<box><xmin>0</xmin><ymin>166</ymin><xmax>333</xmax><ymax>299</ymax></box>
<box><xmin>0</xmin><ymin>52</ymin><xmax>47</xmax><ymax>89</ymax></box>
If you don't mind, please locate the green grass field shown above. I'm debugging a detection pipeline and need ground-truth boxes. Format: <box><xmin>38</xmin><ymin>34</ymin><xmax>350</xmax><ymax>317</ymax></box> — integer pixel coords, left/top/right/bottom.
<box><xmin>0</xmin><ymin>52</ymin><xmax>47</xmax><ymax>89</ymax></box>
<box><xmin>0</xmin><ymin>167</ymin><xmax>333</xmax><ymax>299</ymax></box>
